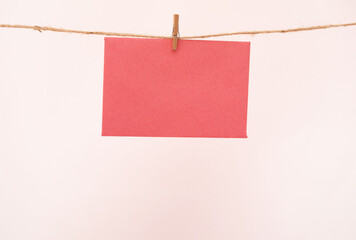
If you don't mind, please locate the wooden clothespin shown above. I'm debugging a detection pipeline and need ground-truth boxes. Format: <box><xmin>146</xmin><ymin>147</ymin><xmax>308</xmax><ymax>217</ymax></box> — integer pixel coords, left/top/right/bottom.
<box><xmin>172</xmin><ymin>14</ymin><xmax>179</xmax><ymax>50</ymax></box>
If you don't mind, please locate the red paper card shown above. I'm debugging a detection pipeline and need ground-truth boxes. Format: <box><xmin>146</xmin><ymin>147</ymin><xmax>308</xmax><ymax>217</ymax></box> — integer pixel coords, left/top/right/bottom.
<box><xmin>102</xmin><ymin>37</ymin><xmax>250</xmax><ymax>138</ymax></box>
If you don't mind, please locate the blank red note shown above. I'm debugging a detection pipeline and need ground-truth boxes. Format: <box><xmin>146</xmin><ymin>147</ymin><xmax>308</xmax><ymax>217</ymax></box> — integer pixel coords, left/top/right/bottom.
<box><xmin>102</xmin><ymin>37</ymin><xmax>250</xmax><ymax>138</ymax></box>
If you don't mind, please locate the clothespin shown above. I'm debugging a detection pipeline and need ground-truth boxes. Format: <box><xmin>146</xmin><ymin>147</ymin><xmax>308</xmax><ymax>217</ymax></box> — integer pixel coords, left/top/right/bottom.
<box><xmin>172</xmin><ymin>14</ymin><xmax>179</xmax><ymax>50</ymax></box>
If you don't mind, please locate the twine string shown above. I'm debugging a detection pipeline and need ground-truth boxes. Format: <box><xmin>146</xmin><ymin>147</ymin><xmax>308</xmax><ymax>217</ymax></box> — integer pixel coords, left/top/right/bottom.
<box><xmin>0</xmin><ymin>22</ymin><xmax>355</xmax><ymax>39</ymax></box>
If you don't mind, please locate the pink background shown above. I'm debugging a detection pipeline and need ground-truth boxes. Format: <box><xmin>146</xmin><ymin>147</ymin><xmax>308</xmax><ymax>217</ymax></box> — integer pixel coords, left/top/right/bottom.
<box><xmin>1</xmin><ymin>0</ymin><xmax>356</xmax><ymax>239</ymax></box>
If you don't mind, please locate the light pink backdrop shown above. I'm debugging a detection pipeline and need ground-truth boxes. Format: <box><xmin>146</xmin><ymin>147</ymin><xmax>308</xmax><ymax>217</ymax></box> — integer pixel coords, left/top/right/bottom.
<box><xmin>0</xmin><ymin>0</ymin><xmax>355</xmax><ymax>239</ymax></box>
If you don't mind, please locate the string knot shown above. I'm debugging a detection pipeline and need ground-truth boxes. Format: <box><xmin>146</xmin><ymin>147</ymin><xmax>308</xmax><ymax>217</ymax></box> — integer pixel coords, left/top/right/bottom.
<box><xmin>33</xmin><ymin>25</ymin><xmax>42</xmax><ymax>32</ymax></box>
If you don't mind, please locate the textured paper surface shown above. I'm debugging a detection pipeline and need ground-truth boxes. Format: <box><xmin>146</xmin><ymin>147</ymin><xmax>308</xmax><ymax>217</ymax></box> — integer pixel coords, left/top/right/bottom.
<box><xmin>102</xmin><ymin>37</ymin><xmax>250</xmax><ymax>138</ymax></box>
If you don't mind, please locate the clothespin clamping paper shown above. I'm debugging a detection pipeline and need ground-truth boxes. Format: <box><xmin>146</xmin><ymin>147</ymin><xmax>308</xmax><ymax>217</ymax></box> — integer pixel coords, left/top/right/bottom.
<box><xmin>172</xmin><ymin>14</ymin><xmax>179</xmax><ymax>50</ymax></box>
